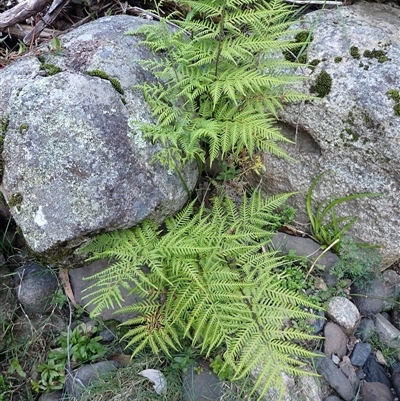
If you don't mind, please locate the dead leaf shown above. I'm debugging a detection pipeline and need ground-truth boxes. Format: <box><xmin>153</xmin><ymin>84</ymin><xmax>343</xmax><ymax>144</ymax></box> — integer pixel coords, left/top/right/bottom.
<box><xmin>59</xmin><ymin>268</ymin><xmax>77</xmax><ymax>307</ymax></box>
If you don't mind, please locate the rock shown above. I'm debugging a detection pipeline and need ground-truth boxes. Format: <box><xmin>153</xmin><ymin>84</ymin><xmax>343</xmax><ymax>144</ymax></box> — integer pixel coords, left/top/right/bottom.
<box><xmin>326</xmin><ymin>297</ymin><xmax>360</xmax><ymax>334</ymax></box>
<box><xmin>374</xmin><ymin>313</ymin><xmax>400</xmax><ymax>357</ymax></box>
<box><xmin>351</xmin><ymin>278</ymin><xmax>385</xmax><ymax>316</ymax></box>
<box><xmin>0</xmin><ymin>15</ymin><xmax>198</xmax><ymax>261</ymax></box>
<box><xmin>263</xmin><ymin>370</ymin><xmax>322</xmax><ymax>401</ymax></box>
<box><xmin>363</xmin><ymin>354</ymin><xmax>392</xmax><ymax>389</ymax></box>
<box><xmin>382</xmin><ymin>270</ymin><xmax>400</xmax><ymax>311</ymax></box>
<box><xmin>182</xmin><ymin>359</ymin><xmax>222</xmax><ymax>401</ymax></box>
<box><xmin>64</xmin><ymin>360</ymin><xmax>120</xmax><ymax>399</ymax></box>
<box><xmin>253</xmin><ymin>2</ymin><xmax>400</xmax><ymax>268</ymax></box>
<box><xmin>391</xmin><ymin>362</ymin><xmax>400</xmax><ymax>399</ymax></box>
<box><xmin>360</xmin><ymin>382</ymin><xmax>394</xmax><ymax>401</ymax></box>
<box><xmin>323</xmin><ymin>322</ymin><xmax>347</xmax><ymax>359</ymax></box>
<box><xmin>339</xmin><ymin>356</ymin><xmax>360</xmax><ymax>391</ymax></box>
<box><xmin>316</xmin><ymin>357</ymin><xmax>354</xmax><ymax>401</ymax></box>
<box><xmin>68</xmin><ymin>259</ymin><xmax>143</xmax><ymax>322</ymax></box>
<box><xmin>14</xmin><ymin>262</ymin><xmax>58</xmax><ymax>314</ymax></box>
<box><xmin>356</xmin><ymin>318</ymin><xmax>375</xmax><ymax>342</ymax></box>
<box><xmin>38</xmin><ymin>391</ymin><xmax>63</xmax><ymax>401</ymax></box>
<box><xmin>271</xmin><ymin>232</ymin><xmax>339</xmax><ymax>286</ymax></box>
<box><xmin>350</xmin><ymin>342</ymin><xmax>372</xmax><ymax>367</ymax></box>
<box><xmin>311</xmin><ymin>310</ymin><xmax>326</xmax><ymax>334</ymax></box>
<box><xmin>324</xmin><ymin>397</ymin><xmax>342</xmax><ymax>401</ymax></box>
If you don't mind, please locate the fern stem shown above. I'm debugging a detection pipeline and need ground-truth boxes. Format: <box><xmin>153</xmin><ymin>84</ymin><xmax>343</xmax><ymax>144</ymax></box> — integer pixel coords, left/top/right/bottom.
<box><xmin>214</xmin><ymin>0</ymin><xmax>228</xmax><ymax>79</ymax></box>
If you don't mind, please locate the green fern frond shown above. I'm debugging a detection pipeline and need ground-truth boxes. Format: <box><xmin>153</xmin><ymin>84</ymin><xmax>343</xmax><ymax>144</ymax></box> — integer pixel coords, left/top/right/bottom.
<box><xmin>129</xmin><ymin>0</ymin><xmax>311</xmax><ymax>168</ymax></box>
<box><xmin>83</xmin><ymin>190</ymin><xmax>322</xmax><ymax>399</ymax></box>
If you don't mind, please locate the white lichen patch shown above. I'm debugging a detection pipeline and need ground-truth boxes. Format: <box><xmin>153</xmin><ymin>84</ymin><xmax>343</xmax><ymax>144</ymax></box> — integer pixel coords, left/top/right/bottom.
<box><xmin>34</xmin><ymin>206</ymin><xmax>48</xmax><ymax>227</ymax></box>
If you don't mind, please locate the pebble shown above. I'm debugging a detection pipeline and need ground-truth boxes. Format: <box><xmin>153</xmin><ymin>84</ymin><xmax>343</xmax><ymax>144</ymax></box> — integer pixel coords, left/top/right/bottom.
<box><xmin>356</xmin><ymin>318</ymin><xmax>376</xmax><ymax>342</ymax></box>
<box><xmin>350</xmin><ymin>342</ymin><xmax>372</xmax><ymax>367</ymax></box>
<box><xmin>64</xmin><ymin>360</ymin><xmax>121</xmax><ymax>399</ymax></box>
<box><xmin>339</xmin><ymin>356</ymin><xmax>360</xmax><ymax>391</ymax></box>
<box><xmin>316</xmin><ymin>356</ymin><xmax>355</xmax><ymax>401</ymax></box>
<box><xmin>391</xmin><ymin>362</ymin><xmax>400</xmax><ymax>399</ymax></box>
<box><xmin>324</xmin><ymin>322</ymin><xmax>348</xmax><ymax>359</ymax></box>
<box><xmin>14</xmin><ymin>262</ymin><xmax>58</xmax><ymax>314</ymax></box>
<box><xmin>360</xmin><ymin>381</ymin><xmax>394</xmax><ymax>401</ymax></box>
<box><xmin>182</xmin><ymin>359</ymin><xmax>222</xmax><ymax>401</ymax></box>
<box><xmin>364</xmin><ymin>354</ymin><xmax>392</xmax><ymax>389</ymax></box>
<box><xmin>326</xmin><ymin>297</ymin><xmax>360</xmax><ymax>334</ymax></box>
<box><xmin>374</xmin><ymin>313</ymin><xmax>400</xmax><ymax>354</ymax></box>
<box><xmin>324</xmin><ymin>397</ymin><xmax>342</xmax><ymax>401</ymax></box>
<box><xmin>351</xmin><ymin>278</ymin><xmax>385</xmax><ymax>316</ymax></box>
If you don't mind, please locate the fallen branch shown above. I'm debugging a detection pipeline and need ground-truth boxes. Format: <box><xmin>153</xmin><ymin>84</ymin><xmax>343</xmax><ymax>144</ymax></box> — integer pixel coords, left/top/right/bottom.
<box><xmin>6</xmin><ymin>23</ymin><xmax>61</xmax><ymax>40</ymax></box>
<box><xmin>23</xmin><ymin>0</ymin><xmax>69</xmax><ymax>44</ymax></box>
<box><xmin>0</xmin><ymin>0</ymin><xmax>51</xmax><ymax>31</ymax></box>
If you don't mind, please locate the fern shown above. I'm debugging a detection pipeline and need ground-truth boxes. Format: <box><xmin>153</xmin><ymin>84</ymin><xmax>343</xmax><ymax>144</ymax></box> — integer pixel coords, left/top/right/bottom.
<box><xmin>82</xmin><ymin>191</ymin><xmax>322</xmax><ymax>399</ymax></box>
<box><xmin>127</xmin><ymin>0</ymin><xmax>311</xmax><ymax>170</ymax></box>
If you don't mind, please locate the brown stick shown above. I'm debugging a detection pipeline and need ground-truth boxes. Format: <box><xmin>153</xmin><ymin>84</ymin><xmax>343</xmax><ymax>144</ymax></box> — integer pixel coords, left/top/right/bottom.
<box><xmin>6</xmin><ymin>23</ymin><xmax>61</xmax><ymax>40</ymax></box>
<box><xmin>0</xmin><ymin>0</ymin><xmax>51</xmax><ymax>31</ymax></box>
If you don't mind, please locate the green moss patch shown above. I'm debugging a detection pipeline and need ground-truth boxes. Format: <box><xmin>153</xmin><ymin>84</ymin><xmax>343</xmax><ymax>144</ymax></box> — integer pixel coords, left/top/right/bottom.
<box><xmin>40</xmin><ymin>63</ymin><xmax>62</xmax><ymax>76</ymax></box>
<box><xmin>386</xmin><ymin>89</ymin><xmax>400</xmax><ymax>116</ymax></box>
<box><xmin>283</xmin><ymin>31</ymin><xmax>312</xmax><ymax>64</ymax></box>
<box><xmin>363</xmin><ymin>49</ymin><xmax>389</xmax><ymax>63</ymax></box>
<box><xmin>0</xmin><ymin>116</ymin><xmax>9</xmax><ymax>136</ymax></box>
<box><xmin>310</xmin><ymin>70</ymin><xmax>332</xmax><ymax>98</ymax></box>
<box><xmin>350</xmin><ymin>46</ymin><xmax>361</xmax><ymax>60</ymax></box>
<box><xmin>308</xmin><ymin>59</ymin><xmax>320</xmax><ymax>72</ymax></box>
<box><xmin>19</xmin><ymin>123</ymin><xmax>29</xmax><ymax>134</ymax></box>
<box><xmin>334</xmin><ymin>56</ymin><xmax>342</xmax><ymax>63</ymax></box>
<box><xmin>8</xmin><ymin>193</ymin><xmax>23</xmax><ymax>208</ymax></box>
<box><xmin>86</xmin><ymin>70</ymin><xmax>125</xmax><ymax>95</ymax></box>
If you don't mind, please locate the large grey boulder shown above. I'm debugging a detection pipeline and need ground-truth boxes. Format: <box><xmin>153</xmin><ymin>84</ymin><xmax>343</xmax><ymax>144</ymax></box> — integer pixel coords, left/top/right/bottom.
<box><xmin>0</xmin><ymin>15</ymin><xmax>198</xmax><ymax>258</ymax></box>
<box><xmin>255</xmin><ymin>2</ymin><xmax>400</xmax><ymax>267</ymax></box>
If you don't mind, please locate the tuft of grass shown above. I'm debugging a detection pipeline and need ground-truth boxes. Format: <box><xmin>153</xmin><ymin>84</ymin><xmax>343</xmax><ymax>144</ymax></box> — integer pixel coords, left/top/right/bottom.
<box><xmin>306</xmin><ymin>171</ymin><xmax>381</xmax><ymax>252</ymax></box>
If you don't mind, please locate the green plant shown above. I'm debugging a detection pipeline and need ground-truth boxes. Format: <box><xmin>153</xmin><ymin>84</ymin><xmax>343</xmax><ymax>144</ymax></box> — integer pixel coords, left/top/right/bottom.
<box><xmin>128</xmin><ymin>0</ymin><xmax>311</xmax><ymax>171</ymax></box>
<box><xmin>34</xmin><ymin>358</ymin><xmax>65</xmax><ymax>392</ymax></box>
<box><xmin>82</xmin><ymin>191</ymin><xmax>322</xmax><ymax>399</ymax></box>
<box><xmin>169</xmin><ymin>347</ymin><xmax>198</xmax><ymax>374</ymax></box>
<box><xmin>306</xmin><ymin>171</ymin><xmax>380</xmax><ymax>252</ymax></box>
<box><xmin>330</xmin><ymin>236</ymin><xmax>381</xmax><ymax>287</ymax></box>
<box><xmin>210</xmin><ymin>354</ymin><xmax>235</xmax><ymax>381</ymax></box>
<box><xmin>369</xmin><ymin>332</ymin><xmax>398</xmax><ymax>367</ymax></box>
<box><xmin>32</xmin><ymin>324</ymin><xmax>107</xmax><ymax>393</ymax></box>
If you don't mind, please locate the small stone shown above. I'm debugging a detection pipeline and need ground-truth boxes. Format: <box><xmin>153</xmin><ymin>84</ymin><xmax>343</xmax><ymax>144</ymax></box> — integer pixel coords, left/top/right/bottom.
<box><xmin>360</xmin><ymin>381</ymin><xmax>394</xmax><ymax>401</ymax></box>
<box><xmin>183</xmin><ymin>359</ymin><xmax>222</xmax><ymax>401</ymax></box>
<box><xmin>316</xmin><ymin>356</ymin><xmax>355</xmax><ymax>401</ymax></box>
<box><xmin>69</xmin><ymin>259</ymin><xmax>144</xmax><ymax>323</ymax></box>
<box><xmin>14</xmin><ymin>262</ymin><xmax>58</xmax><ymax>314</ymax></box>
<box><xmin>374</xmin><ymin>313</ymin><xmax>400</xmax><ymax>355</ymax></box>
<box><xmin>315</xmin><ymin>277</ymin><xmax>328</xmax><ymax>291</ymax></box>
<box><xmin>356</xmin><ymin>318</ymin><xmax>375</xmax><ymax>342</ymax></box>
<box><xmin>391</xmin><ymin>362</ymin><xmax>400</xmax><ymax>399</ymax></box>
<box><xmin>339</xmin><ymin>356</ymin><xmax>360</xmax><ymax>391</ymax></box>
<box><xmin>311</xmin><ymin>310</ymin><xmax>326</xmax><ymax>334</ymax></box>
<box><xmin>324</xmin><ymin>322</ymin><xmax>348</xmax><ymax>359</ymax></box>
<box><xmin>324</xmin><ymin>397</ymin><xmax>342</xmax><ymax>401</ymax></box>
<box><xmin>350</xmin><ymin>342</ymin><xmax>372</xmax><ymax>367</ymax></box>
<box><xmin>38</xmin><ymin>391</ymin><xmax>63</xmax><ymax>401</ymax></box>
<box><xmin>64</xmin><ymin>360</ymin><xmax>120</xmax><ymax>399</ymax></box>
<box><xmin>375</xmin><ymin>350</ymin><xmax>388</xmax><ymax>366</ymax></box>
<box><xmin>351</xmin><ymin>278</ymin><xmax>385</xmax><ymax>316</ymax></box>
<box><xmin>326</xmin><ymin>297</ymin><xmax>360</xmax><ymax>334</ymax></box>
<box><xmin>364</xmin><ymin>354</ymin><xmax>391</xmax><ymax>389</ymax></box>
